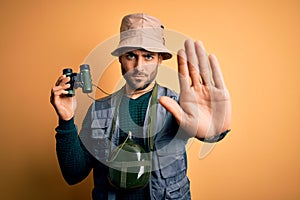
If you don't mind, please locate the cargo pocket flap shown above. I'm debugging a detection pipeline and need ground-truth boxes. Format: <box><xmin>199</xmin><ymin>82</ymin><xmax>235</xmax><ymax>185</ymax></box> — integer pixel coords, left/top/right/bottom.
<box><xmin>90</xmin><ymin>119</ymin><xmax>111</xmax><ymax>139</ymax></box>
<box><xmin>157</xmin><ymin>153</ymin><xmax>186</xmax><ymax>178</ymax></box>
<box><xmin>91</xmin><ymin>119</ymin><xmax>109</xmax><ymax>128</ymax></box>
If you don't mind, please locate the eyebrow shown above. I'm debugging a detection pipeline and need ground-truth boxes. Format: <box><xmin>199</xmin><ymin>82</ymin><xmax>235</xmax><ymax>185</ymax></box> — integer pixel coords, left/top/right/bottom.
<box><xmin>142</xmin><ymin>53</ymin><xmax>155</xmax><ymax>57</ymax></box>
<box><xmin>126</xmin><ymin>52</ymin><xmax>156</xmax><ymax>57</ymax></box>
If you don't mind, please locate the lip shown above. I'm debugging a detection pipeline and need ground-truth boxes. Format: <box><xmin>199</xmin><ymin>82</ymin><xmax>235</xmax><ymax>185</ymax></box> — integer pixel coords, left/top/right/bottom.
<box><xmin>133</xmin><ymin>74</ymin><xmax>147</xmax><ymax>78</ymax></box>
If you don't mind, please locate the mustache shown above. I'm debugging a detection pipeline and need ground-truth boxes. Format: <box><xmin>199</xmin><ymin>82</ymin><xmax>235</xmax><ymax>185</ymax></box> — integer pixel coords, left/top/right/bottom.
<box><xmin>132</xmin><ymin>71</ymin><xmax>148</xmax><ymax>76</ymax></box>
<box><xmin>121</xmin><ymin>66</ymin><xmax>148</xmax><ymax>77</ymax></box>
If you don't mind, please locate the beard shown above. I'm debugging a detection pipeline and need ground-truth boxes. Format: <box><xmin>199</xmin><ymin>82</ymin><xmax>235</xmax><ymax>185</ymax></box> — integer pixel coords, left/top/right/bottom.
<box><xmin>121</xmin><ymin>65</ymin><xmax>158</xmax><ymax>91</ymax></box>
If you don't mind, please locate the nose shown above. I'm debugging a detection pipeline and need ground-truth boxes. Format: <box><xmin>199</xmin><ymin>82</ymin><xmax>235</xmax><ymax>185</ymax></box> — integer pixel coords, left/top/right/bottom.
<box><xmin>135</xmin><ymin>56</ymin><xmax>145</xmax><ymax>71</ymax></box>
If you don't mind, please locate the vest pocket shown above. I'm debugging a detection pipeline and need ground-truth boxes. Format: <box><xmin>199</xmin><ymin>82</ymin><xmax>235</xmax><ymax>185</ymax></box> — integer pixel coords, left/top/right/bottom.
<box><xmin>157</xmin><ymin>152</ymin><xmax>186</xmax><ymax>179</ymax></box>
<box><xmin>156</xmin><ymin>138</ymin><xmax>187</xmax><ymax>179</ymax></box>
<box><xmin>165</xmin><ymin>175</ymin><xmax>190</xmax><ymax>200</ymax></box>
<box><xmin>81</xmin><ymin>118</ymin><xmax>111</xmax><ymax>161</ymax></box>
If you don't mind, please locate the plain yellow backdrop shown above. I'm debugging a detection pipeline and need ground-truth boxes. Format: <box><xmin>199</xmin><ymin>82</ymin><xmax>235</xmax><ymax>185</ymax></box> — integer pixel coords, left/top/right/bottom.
<box><xmin>0</xmin><ymin>0</ymin><xmax>299</xmax><ymax>199</ymax></box>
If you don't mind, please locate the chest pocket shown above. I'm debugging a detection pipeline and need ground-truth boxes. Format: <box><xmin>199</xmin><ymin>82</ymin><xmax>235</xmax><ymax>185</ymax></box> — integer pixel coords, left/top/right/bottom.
<box><xmin>91</xmin><ymin>118</ymin><xmax>111</xmax><ymax>138</ymax></box>
<box><xmin>86</xmin><ymin>118</ymin><xmax>112</xmax><ymax>161</ymax></box>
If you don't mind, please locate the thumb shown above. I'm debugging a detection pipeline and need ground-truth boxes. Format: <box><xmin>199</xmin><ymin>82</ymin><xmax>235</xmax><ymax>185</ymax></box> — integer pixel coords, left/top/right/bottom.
<box><xmin>159</xmin><ymin>96</ymin><xmax>183</xmax><ymax>124</ymax></box>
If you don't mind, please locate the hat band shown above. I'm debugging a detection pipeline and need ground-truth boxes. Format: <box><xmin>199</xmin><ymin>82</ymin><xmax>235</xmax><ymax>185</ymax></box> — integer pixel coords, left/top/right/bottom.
<box><xmin>119</xmin><ymin>28</ymin><xmax>165</xmax><ymax>45</ymax></box>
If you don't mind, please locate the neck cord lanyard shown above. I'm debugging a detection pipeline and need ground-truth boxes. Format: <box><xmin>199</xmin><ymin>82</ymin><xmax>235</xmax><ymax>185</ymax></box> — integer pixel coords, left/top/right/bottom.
<box><xmin>107</xmin><ymin>83</ymin><xmax>158</xmax><ymax>160</ymax></box>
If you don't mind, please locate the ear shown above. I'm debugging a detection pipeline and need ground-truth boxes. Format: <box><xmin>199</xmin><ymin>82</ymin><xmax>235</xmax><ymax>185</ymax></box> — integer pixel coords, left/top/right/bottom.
<box><xmin>158</xmin><ymin>54</ymin><xmax>163</xmax><ymax>64</ymax></box>
<box><xmin>118</xmin><ymin>56</ymin><xmax>122</xmax><ymax>63</ymax></box>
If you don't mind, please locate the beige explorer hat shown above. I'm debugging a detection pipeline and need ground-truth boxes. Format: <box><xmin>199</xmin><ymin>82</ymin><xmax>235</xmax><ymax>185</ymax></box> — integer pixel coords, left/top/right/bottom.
<box><xmin>111</xmin><ymin>13</ymin><xmax>172</xmax><ymax>60</ymax></box>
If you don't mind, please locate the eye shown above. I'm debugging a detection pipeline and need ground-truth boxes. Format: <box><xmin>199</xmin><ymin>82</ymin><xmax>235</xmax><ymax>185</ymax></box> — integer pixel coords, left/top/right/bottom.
<box><xmin>125</xmin><ymin>52</ymin><xmax>136</xmax><ymax>60</ymax></box>
<box><xmin>145</xmin><ymin>54</ymin><xmax>154</xmax><ymax>61</ymax></box>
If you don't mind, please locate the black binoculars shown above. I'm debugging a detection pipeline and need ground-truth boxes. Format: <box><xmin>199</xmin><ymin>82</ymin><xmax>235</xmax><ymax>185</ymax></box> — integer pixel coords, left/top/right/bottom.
<box><xmin>63</xmin><ymin>64</ymin><xmax>93</xmax><ymax>97</ymax></box>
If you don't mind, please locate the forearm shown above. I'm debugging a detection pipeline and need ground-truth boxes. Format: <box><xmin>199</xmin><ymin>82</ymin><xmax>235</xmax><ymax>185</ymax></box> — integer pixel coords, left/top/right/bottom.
<box><xmin>55</xmin><ymin>118</ymin><xmax>94</xmax><ymax>185</ymax></box>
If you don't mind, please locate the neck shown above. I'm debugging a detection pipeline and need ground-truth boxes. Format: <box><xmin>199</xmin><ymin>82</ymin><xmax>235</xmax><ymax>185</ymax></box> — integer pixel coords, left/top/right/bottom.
<box><xmin>125</xmin><ymin>82</ymin><xmax>155</xmax><ymax>99</ymax></box>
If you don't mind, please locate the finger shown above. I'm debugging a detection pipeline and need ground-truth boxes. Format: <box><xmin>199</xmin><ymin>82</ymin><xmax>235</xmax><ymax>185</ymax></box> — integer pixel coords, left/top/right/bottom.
<box><xmin>56</xmin><ymin>75</ymin><xmax>70</xmax><ymax>86</ymax></box>
<box><xmin>159</xmin><ymin>96</ymin><xmax>183</xmax><ymax>124</ymax></box>
<box><xmin>195</xmin><ymin>40</ymin><xmax>212</xmax><ymax>86</ymax></box>
<box><xmin>55</xmin><ymin>75</ymin><xmax>65</xmax><ymax>86</ymax></box>
<box><xmin>52</xmin><ymin>84</ymin><xmax>70</xmax><ymax>93</ymax></box>
<box><xmin>52</xmin><ymin>88</ymin><xmax>69</xmax><ymax>97</ymax></box>
<box><xmin>177</xmin><ymin>49</ymin><xmax>190</xmax><ymax>92</ymax></box>
<box><xmin>184</xmin><ymin>39</ymin><xmax>201</xmax><ymax>88</ymax></box>
<box><xmin>209</xmin><ymin>54</ymin><xmax>226</xmax><ymax>89</ymax></box>
<box><xmin>51</xmin><ymin>84</ymin><xmax>70</xmax><ymax>97</ymax></box>
<box><xmin>51</xmin><ymin>89</ymin><xmax>69</xmax><ymax>106</ymax></box>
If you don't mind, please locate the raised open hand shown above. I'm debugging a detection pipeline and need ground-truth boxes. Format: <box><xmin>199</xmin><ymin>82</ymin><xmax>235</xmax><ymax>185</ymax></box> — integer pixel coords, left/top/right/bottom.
<box><xmin>159</xmin><ymin>39</ymin><xmax>231</xmax><ymax>139</ymax></box>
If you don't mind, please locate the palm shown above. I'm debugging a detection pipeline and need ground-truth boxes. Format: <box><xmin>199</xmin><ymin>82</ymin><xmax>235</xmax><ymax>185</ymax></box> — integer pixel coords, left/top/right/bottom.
<box><xmin>59</xmin><ymin>97</ymin><xmax>76</xmax><ymax>117</ymax></box>
<box><xmin>159</xmin><ymin>39</ymin><xmax>231</xmax><ymax>139</ymax></box>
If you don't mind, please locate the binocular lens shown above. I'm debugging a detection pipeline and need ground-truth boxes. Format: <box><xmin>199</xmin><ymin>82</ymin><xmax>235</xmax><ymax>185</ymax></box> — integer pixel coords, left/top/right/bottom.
<box><xmin>80</xmin><ymin>64</ymin><xmax>92</xmax><ymax>93</ymax></box>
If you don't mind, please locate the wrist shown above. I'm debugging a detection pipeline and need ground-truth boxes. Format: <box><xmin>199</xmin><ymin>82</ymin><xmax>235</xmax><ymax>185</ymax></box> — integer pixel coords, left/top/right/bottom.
<box><xmin>199</xmin><ymin>129</ymin><xmax>231</xmax><ymax>143</ymax></box>
<box><xmin>58</xmin><ymin>117</ymin><xmax>75</xmax><ymax>130</ymax></box>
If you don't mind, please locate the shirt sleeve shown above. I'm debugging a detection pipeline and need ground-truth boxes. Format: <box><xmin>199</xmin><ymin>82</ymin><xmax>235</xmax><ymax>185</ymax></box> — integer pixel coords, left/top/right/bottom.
<box><xmin>55</xmin><ymin>117</ymin><xmax>95</xmax><ymax>185</ymax></box>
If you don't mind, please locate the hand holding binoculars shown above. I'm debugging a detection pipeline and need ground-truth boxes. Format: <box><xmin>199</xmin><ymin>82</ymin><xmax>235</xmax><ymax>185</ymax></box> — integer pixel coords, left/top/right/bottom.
<box><xmin>63</xmin><ymin>64</ymin><xmax>93</xmax><ymax>97</ymax></box>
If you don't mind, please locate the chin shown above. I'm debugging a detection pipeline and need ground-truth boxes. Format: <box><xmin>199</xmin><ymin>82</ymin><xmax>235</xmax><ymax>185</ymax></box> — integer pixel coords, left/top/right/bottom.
<box><xmin>129</xmin><ymin>82</ymin><xmax>150</xmax><ymax>91</ymax></box>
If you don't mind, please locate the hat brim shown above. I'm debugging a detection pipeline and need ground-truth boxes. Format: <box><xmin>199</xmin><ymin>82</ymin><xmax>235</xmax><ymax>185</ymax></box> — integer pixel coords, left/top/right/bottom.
<box><xmin>111</xmin><ymin>46</ymin><xmax>172</xmax><ymax>60</ymax></box>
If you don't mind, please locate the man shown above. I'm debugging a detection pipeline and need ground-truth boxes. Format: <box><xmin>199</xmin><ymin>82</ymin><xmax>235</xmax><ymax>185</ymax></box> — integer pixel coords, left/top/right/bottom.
<box><xmin>50</xmin><ymin>13</ymin><xmax>231</xmax><ymax>200</ymax></box>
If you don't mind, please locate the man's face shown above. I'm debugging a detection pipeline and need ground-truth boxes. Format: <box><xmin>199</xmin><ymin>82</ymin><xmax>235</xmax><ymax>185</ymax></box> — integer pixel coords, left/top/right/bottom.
<box><xmin>119</xmin><ymin>49</ymin><xmax>162</xmax><ymax>90</ymax></box>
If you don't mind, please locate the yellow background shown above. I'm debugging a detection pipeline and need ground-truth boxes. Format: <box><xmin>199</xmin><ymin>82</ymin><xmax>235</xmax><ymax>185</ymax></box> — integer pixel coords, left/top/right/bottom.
<box><xmin>0</xmin><ymin>0</ymin><xmax>299</xmax><ymax>199</ymax></box>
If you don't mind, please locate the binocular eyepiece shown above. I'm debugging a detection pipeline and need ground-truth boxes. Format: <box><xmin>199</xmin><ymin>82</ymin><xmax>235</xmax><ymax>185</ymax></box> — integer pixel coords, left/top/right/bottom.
<box><xmin>63</xmin><ymin>64</ymin><xmax>93</xmax><ymax>97</ymax></box>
